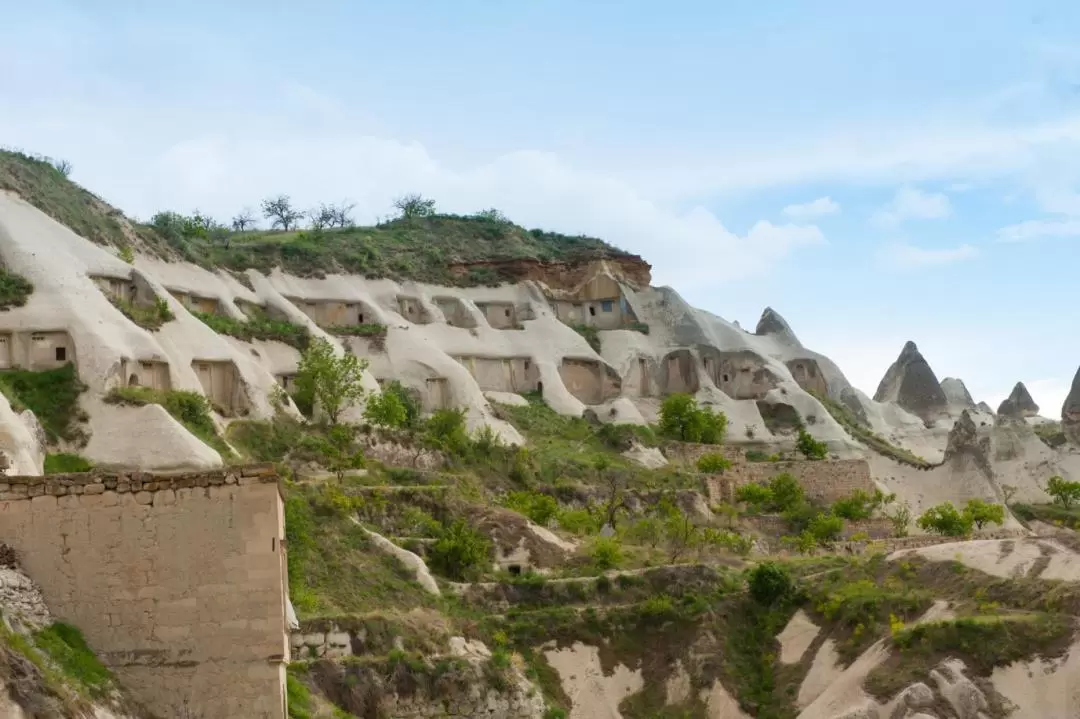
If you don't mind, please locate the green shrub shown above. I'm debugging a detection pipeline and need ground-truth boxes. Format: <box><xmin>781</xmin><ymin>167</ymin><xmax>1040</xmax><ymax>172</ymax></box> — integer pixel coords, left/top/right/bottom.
<box><xmin>1047</xmin><ymin>476</ymin><xmax>1080</xmax><ymax>509</ymax></box>
<box><xmin>504</xmin><ymin>490</ymin><xmax>559</xmax><ymax>526</ymax></box>
<box><xmin>380</xmin><ymin>380</ymin><xmax>422</xmax><ymax>428</ymax></box>
<box><xmin>191</xmin><ymin>309</ymin><xmax>309</xmax><ymax>351</ymax></box>
<box><xmin>0</xmin><ymin>268</ymin><xmax>33</xmax><ymax>310</ymax></box>
<box><xmin>767</xmin><ymin>472</ymin><xmax>804</xmax><ymax>512</ymax></box>
<box><xmin>110</xmin><ymin>296</ymin><xmax>174</xmax><ymax>331</ymax></box>
<box><xmin>917</xmin><ymin>502</ymin><xmax>973</xmax><ymax>537</ymax></box>
<box><xmin>808</xmin><ymin>512</ymin><xmax>843</xmax><ymax>545</ymax></box>
<box><xmin>43</xmin><ymin>453</ymin><xmax>93</xmax><ymax>474</ymax></box>
<box><xmin>364</xmin><ymin>388</ymin><xmax>409</xmax><ymax>428</ymax></box>
<box><xmin>796</xmin><ymin>429</ymin><xmax>828</xmax><ymax>459</ymax></box>
<box><xmin>33</xmin><ymin>622</ymin><xmax>113</xmax><ymax>698</ymax></box>
<box><xmin>428</xmin><ymin>520</ymin><xmax>492</xmax><ymax>581</ymax></box>
<box><xmin>570</xmin><ymin>324</ymin><xmax>601</xmax><ymax>352</ymax></box>
<box><xmin>832</xmin><ymin>489</ymin><xmax>892</xmax><ymax>520</ymax></box>
<box><xmin>735</xmin><ymin>482</ymin><xmax>772</xmax><ymax>511</ymax></box>
<box><xmin>0</xmin><ymin>363</ymin><xmax>87</xmax><ymax>444</ymax></box>
<box><xmin>963</xmin><ymin>498</ymin><xmax>1005</xmax><ymax>530</ymax></box>
<box><xmin>748</xmin><ymin>562</ymin><xmax>795</xmax><ymax>605</ymax></box>
<box><xmin>586</xmin><ymin>536</ymin><xmax>624</xmax><ymax>571</ymax></box>
<box><xmin>295</xmin><ymin>337</ymin><xmax>368</xmax><ymax>424</ymax></box>
<box><xmin>696</xmin><ymin>452</ymin><xmax>732</xmax><ymax>474</ymax></box>
<box><xmin>424</xmin><ymin>408</ymin><xmax>472</xmax><ymax>456</ymax></box>
<box><xmin>556</xmin><ymin>508</ymin><xmax>600</xmax><ymax>534</ymax></box>
<box><xmin>658</xmin><ymin>393</ymin><xmax>727</xmax><ymax>444</ymax></box>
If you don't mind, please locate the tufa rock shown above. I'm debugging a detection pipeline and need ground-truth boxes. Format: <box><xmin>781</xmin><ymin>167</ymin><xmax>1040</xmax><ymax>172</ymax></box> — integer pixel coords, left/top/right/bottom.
<box><xmin>940</xmin><ymin>377</ymin><xmax>975</xmax><ymax>411</ymax></box>
<box><xmin>975</xmin><ymin>401</ymin><xmax>994</xmax><ymax>414</ymax></box>
<box><xmin>1063</xmin><ymin>365</ymin><xmax>1080</xmax><ymax>444</ymax></box>
<box><xmin>754</xmin><ymin>307</ymin><xmax>801</xmax><ymax>346</ymax></box>
<box><xmin>873</xmin><ymin>341</ymin><xmax>948</xmax><ymax>422</ymax></box>
<box><xmin>997</xmin><ymin>381</ymin><xmax>1039</xmax><ymax>418</ymax></box>
<box><xmin>944</xmin><ymin>410</ymin><xmax>993</xmax><ymax>478</ymax></box>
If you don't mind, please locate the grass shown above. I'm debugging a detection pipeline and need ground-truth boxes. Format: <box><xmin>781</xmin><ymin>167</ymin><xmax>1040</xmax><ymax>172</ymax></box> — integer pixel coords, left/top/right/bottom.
<box><xmin>43</xmin><ymin>452</ymin><xmax>93</xmax><ymax>474</ymax></box>
<box><xmin>1033</xmin><ymin>420</ymin><xmax>1067</xmax><ymax>449</ymax></box>
<box><xmin>104</xmin><ymin>386</ymin><xmax>234</xmax><ymax>458</ymax></box>
<box><xmin>569</xmin><ymin>324</ymin><xmax>601</xmax><ymax>352</ymax></box>
<box><xmin>0</xmin><ymin>268</ymin><xmax>33</xmax><ymax>310</ymax></box>
<box><xmin>327</xmin><ymin>323</ymin><xmax>387</xmax><ymax>338</ymax></box>
<box><xmin>33</xmin><ymin>622</ymin><xmax>114</xmax><ymax>699</ymax></box>
<box><xmin>191</xmin><ymin>309</ymin><xmax>310</xmax><ymax>351</ymax></box>
<box><xmin>109</xmin><ymin>296</ymin><xmax>174</xmax><ymax>331</ymax></box>
<box><xmin>0</xmin><ymin>363</ymin><xmax>88</xmax><ymax>445</ymax></box>
<box><xmin>864</xmin><ymin>614</ymin><xmax>1075</xmax><ymax>702</ymax></box>
<box><xmin>284</xmin><ymin>482</ymin><xmax>439</xmax><ymax>617</ymax></box>
<box><xmin>286</xmin><ymin>672</ymin><xmax>314</xmax><ymax>719</ymax></box>
<box><xmin>808</xmin><ymin>390</ymin><xmax>935</xmax><ymax>469</ymax></box>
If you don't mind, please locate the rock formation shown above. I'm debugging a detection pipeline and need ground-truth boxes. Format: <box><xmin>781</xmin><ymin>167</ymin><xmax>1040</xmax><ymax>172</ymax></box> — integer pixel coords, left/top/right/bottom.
<box><xmin>1065</xmin><ymin>365</ymin><xmax>1080</xmax><ymax>444</ymax></box>
<box><xmin>873</xmin><ymin>341</ymin><xmax>948</xmax><ymax>422</ymax></box>
<box><xmin>997</xmin><ymin>381</ymin><xmax>1039</xmax><ymax>418</ymax></box>
<box><xmin>940</xmin><ymin>377</ymin><xmax>975</xmax><ymax>411</ymax></box>
<box><xmin>943</xmin><ymin>410</ymin><xmax>993</xmax><ymax>478</ymax></box>
<box><xmin>976</xmin><ymin>401</ymin><xmax>994</xmax><ymax>414</ymax></box>
<box><xmin>754</xmin><ymin>306</ymin><xmax>801</xmax><ymax>346</ymax></box>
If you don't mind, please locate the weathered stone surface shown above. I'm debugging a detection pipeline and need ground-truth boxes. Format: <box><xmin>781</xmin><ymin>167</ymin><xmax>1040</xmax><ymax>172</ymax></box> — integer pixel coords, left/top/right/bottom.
<box><xmin>1063</xmin><ymin>365</ymin><xmax>1080</xmax><ymax>444</ymax></box>
<box><xmin>976</xmin><ymin>400</ymin><xmax>994</xmax><ymax>414</ymax></box>
<box><xmin>940</xmin><ymin>377</ymin><xmax>975</xmax><ymax>411</ymax></box>
<box><xmin>997</xmin><ymin>381</ymin><xmax>1039</xmax><ymax>418</ymax></box>
<box><xmin>873</xmin><ymin>341</ymin><xmax>948</xmax><ymax>422</ymax></box>
<box><xmin>944</xmin><ymin>410</ymin><xmax>993</xmax><ymax>478</ymax></box>
<box><xmin>754</xmin><ymin>306</ymin><xmax>801</xmax><ymax>346</ymax></box>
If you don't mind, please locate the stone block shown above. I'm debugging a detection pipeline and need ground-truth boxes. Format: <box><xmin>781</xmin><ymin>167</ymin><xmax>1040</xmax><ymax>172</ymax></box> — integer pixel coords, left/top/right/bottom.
<box><xmin>134</xmin><ymin>491</ymin><xmax>154</xmax><ymax>506</ymax></box>
<box><xmin>83</xmin><ymin>483</ymin><xmax>106</xmax><ymax>495</ymax></box>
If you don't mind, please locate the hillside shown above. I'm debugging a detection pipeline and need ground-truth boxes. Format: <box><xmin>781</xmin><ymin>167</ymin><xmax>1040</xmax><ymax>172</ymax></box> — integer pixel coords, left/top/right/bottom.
<box><xmin>0</xmin><ymin>148</ymin><xmax>1079</xmax><ymax>717</ymax></box>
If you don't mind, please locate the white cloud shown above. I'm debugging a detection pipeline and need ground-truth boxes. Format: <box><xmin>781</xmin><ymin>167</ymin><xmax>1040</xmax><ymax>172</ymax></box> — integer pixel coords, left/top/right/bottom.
<box><xmin>782</xmin><ymin>196</ymin><xmax>840</xmax><ymax>219</ymax></box>
<box><xmin>872</xmin><ymin>187</ymin><xmax>952</xmax><ymax>227</ymax></box>
<box><xmin>996</xmin><ymin>217</ymin><xmax>1080</xmax><ymax>242</ymax></box>
<box><xmin>879</xmin><ymin>242</ymin><xmax>978</xmax><ymax>270</ymax></box>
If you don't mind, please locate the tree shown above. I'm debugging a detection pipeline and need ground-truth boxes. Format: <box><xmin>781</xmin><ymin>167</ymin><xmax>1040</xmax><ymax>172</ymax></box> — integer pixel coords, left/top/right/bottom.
<box><xmin>1047</xmin><ymin>476</ymin><xmax>1080</xmax><ymax>509</ymax></box>
<box><xmin>587</xmin><ymin>536</ymin><xmax>623</xmax><ymax>571</ymax></box>
<box><xmin>330</xmin><ymin>201</ymin><xmax>356</xmax><ymax>228</ymax></box>
<box><xmin>363</xmin><ymin>389</ymin><xmax>408</xmax><ymax>429</ymax></box>
<box><xmin>748</xmin><ymin>562</ymin><xmax>795</xmax><ymax>605</ymax></box>
<box><xmin>294</xmin><ymin>338</ymin><xmax>368</xmax><ymax>425</ymax></box>
<box><xmin>303</xmin><ymin>423</ymin><xmax>366</xmax><ymax>481</ymax></box>
<box><xmin>917</xmin><ymin>502</ymin><xmax>973</xmax><ymax>537</ymax></box>
<box><xmin>735</xmin><ymin>483</ymin><xmax>772</xmax><ymax>512</ymax></box>
<box><xmin>663</xmin><ymin>511</ymin><xmax>703</xmax><ymax>563</ymax></box>
<box><xmin>261</xmin><ymin>194</ymin><xmax>305</xmax><ymax>231</ymax></box>
<box><xmin>963</xmin><ymin>499</ymin><xmax>1005</xmax><ymax>530</ymax></box>
<box><xmin>423</xmin><ymin>408</ymin><xmax>472</xmax><ymax>456</ymax></box>
<box><xmin>231</xmin><ymin>208</ymin><xmax>257</xmax><ymax>232</ymax></box>
<box><xmin>808</xmin><ymin>512</ymin><xmax>843</xmax><ymax>545</ymax></box>
<box><xmin>307</xmin><ymin>204</ymin><xmax>336</xmax><ymax>230</ymax></box>
<box><xmin>1000</xmin><ymin>484</ymin><xmax>1018</xmax><ymax>506</ymax></box>
<box><xmin>796</xmin><ymin>429</ymin><xmax>828</xmax><ymax>460</ymax></box>
<box><xmin>767</xmin><ymin>473</ymin><xmax>804</xmax><ymax>512</ymax></box>
<box><xmin>51</xmin><ymin>158</ymin><xmax>72</xmax><ymax>177</ymax></box>
<box><xmin>658</xmin><ymin>393</ymin><xmax>728</xmax><ymax>444</ymax></box>
<box><xmin>884</xmin><ymin>502</ymin><xmax>913</xmax><ymax>538</ymax></box>
<box><xmin>475</xmin><ymin>208</ymin><xmax>510</xmax><ymax>223</ymax></box>
<box><xmin>696</xmin><ymin>453</ymin><xmax>732</xmax><ymax>474</ymax></box>
<box><xmin>393</xmin><ymin>193</ymin><xmax>436</xmax><ymax>219</ymax></box>
<box><xmin>428</xmin><ymin>520</ymin><xmax>491</xmax><ymax>581</ymax></box>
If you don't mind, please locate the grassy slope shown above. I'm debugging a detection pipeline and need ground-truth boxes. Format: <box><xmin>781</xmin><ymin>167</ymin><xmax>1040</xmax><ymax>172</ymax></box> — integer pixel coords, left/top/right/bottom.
<box><xmin>0</xmin><ymin>149</ymin><xmax>628</xmax><ymax>284</ymax></box>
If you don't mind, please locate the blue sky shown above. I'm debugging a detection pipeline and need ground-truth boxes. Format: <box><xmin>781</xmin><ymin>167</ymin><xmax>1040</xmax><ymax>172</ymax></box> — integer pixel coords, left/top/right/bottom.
<box><xmin>2</xmin><ymin>0</ymin><xmax>1080</xmax><ymax>412</ymax></box>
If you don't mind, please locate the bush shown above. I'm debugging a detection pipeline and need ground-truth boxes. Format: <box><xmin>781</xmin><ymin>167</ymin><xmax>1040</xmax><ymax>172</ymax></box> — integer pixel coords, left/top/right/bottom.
<box><xmin>832</xmin><ymin>489</ymin><xmax>891</xmax><ymax>520</ymax></box>
<box><xmin>735</xmin><ymin>482</ymin><xmax>772</xmax><ymax>511</ymax></box>
<box><xmin>43</xmin><ymin>453</ymin><xmax>93</xmax><ymax>474</ymax></box>
<box><xmin>570</xmin><ymin>324</ymin><xmax>601</xmax><ymax>353</ymax></box>
<box><xmin>424</xmin><ymin>408</ymin><xmax>472</xmax><ymax>457</ymax></box>
<box><xmin>295</xmin><ymin>337</ymin><xmax>368</xmax><ymax>424</ymax></box>
<box><xmin>917</xmin><ymin>502</ymin><xmax>973</xmax><ymax>537</ymax></box>
<box><xmin>0</xmin><ymin>363</ymin><xmax>88</xmax><ymax>444</ymax></box>
<box><xmin>796</xmin><ymin>429</ymin><xmax>828</xmax><ymax>460</ymax></box>
<box><xmin>808</xmin><ymin>512</ymin><xmax>843</xmax><ymax>545</ymax></box>
<box><xmin>0</xmin><ymin>269</ymin><xmax>33</xmax><ymax>310</ymax></box>
<box><xmin>191</xmin><ymin>309</ymin><xmax>309</xmax><ymax>352</ymax></box>
<box><xmin>767</xmin><ymin>473</ymin><xmax>804</xmax><ymax>512</ymax></box>
<box><xmin>111</xmin><ymin>296</ymin><xmax>174</xmax><ymax>331</ymax></box>
<box><xmin>658</xmin><ymin>393</ymin><xmax>727</xmax><ymax>444</ymax></box>
<box><xmin>1047</xmin><ymin>476</ymin><xmax>1080</xmax><ymax>509</ymax></box>
<box><xmin>748</xmin><ymin>562</ymin><xmax>795</xmax><ymax>606</ymax></box>
<box><xmin>963</xmin><ymin>498</ymin><xmax>1005</xmax><ymax>530</ymax></box>
<box><xmin>504</xmin><ymin>490</ymin><xmax>559</xmax><ymax>527</ymax></box>
<box><xmin>364</xmin><ymin>388</ymin><xmax>408</xmax><ymax>428</ymax></box>
<box><xmin>586</xmin><ymin>536</ymin><xmax>623</xmax><ymax>571</ymax></box>
<box><xmin>428</xmin><ymin>520</ymin><xmax>491</xmax><ymax>581</ymax></box>
<box><xmin>696</xmin><ymin>452</ymin><xmax>732</xmax><ymax>474</ymax></box>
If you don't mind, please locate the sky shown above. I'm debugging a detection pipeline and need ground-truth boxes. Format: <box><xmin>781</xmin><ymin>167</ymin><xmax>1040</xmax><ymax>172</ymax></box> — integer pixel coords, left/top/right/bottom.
<box><xmin>2</xmin><ymin>0</ymin><xmax>1080</xmax><ymax>414</ymax></box>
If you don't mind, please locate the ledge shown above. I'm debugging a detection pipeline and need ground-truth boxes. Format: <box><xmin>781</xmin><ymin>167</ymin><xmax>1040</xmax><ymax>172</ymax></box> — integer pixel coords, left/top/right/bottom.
<box><xmin>0</xmin><ymin>464</ymin><xmax>278</xmax><ymax>501</ymax></box>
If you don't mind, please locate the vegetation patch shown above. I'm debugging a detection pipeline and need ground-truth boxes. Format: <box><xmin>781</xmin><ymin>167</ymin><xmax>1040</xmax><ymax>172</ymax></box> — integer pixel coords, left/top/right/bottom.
<box><xmin>0</xmin><ymin>268</ymin><xmax>34</xmax><ymax>310</ymax></box>
<box><xmin>109</xmin><ymin>296</ymin><xmax>174</xmax><ymax>331</ymax></box>
<box><xmin>43</xmin><ymin>453</ymin><xmax>93</xmax><ymax>474</ymax></box>
<box><xmin>1033</xmin><ymin>421</ymin><xmax>1067</xmax><ymax>449</ymax></box>
<box><xmin>808</xmin><ymin>390</ymin><xmax>934</xmax><ymax>468</ymax></box>
<box><xmin>191</xmin><ymin>309</ymin><xmax>310</xmax><ymax>351</ymax></box>
<box><xmin>570</xmin><ymin>324</ymin><xmax>601</xmax><ymax>353</ymax></box>
<box><xmin>104</xmin><ymin>386</ymin><xmax>234</xmax><ymax>458</ymax></box>
<box><xmin>0</xmin><ymin>364</ymin><xmax>88</xmax><ymax>445</ymax></box>
<box><xmin>864</xmin><ymin>614</ymin><xmax>1075</xmax><ymax>702</ymax></box>
<box><xmin>33</xmin><ymin>622</ymin><xmax>114</xmax><ymax>700</ymax></box>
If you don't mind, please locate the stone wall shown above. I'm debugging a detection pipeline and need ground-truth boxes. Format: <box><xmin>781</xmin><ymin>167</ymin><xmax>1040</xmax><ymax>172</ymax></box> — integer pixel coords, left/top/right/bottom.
<box><xmin>744</xmin><ymin>515</ymin><xmax>893</xmax><ymax>540</ymax></box>
<box><xmin>0</xmin><ymin>465</ymin><xmax>288</xmax><ymax>719</ymax></box>
<box><xmin>663</xmin><ymin>442</ymin><xmax>875</xmax><ymax>505</ymax></box>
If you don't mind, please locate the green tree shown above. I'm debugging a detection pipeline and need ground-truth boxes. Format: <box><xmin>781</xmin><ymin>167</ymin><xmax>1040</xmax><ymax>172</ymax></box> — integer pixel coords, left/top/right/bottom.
<box><xmin>393</xmin><ymin>193</ymin><xmax>437</xmax><ymax>219</ymax></box>
<box><xmin>917</xmin><ymin>502</ymin><xmax>973</xmax><ymax>537</ymax></box>
<box><xmin>796</xmin><ymin>429</ymin><xmax>828</xmax><ymax>460</ymax></box>
<box><xmin>748</xmin><ymin>562</ymin><xmax>795</xmax><ymax>605</ymax></box>
<box><xmin>884</xmin><ymin>502</ymin><xmax>913</xmax><ymax>538</ymax></box>
<box><xmin>294</xmin><ymin>338</ymin><xmax>368</xmax><ymax>425</ymax></box>
<box><xmin>696</xmin><ymin>452</ymin><xmax>732</xmax><ymax>474</ymax></box>
<box><xmin>1047</xmin><ymin>475</ymin><xmax>1080</xmax><ymax>509</ymax></box>
<box><xmin>587</xmin><ymin>536</ymin><xmax>624</xmax><ymax>571</ymax></box>
<box><xmin>832</xmin><ymin>489</ymin><xmax>892</xmax><ymax>520</ymax></box>
<box><xmin>303</xmin><ymin>424</ymin><xmax>366</xmax><ymax>481</ymax></box>
<box><xmin>962</xmin><ymin>499</ymin><xmax>1005</xmax><ymax>530</ymax></box>
<box><xmin>428</xmin><ymin>520</ymin><xmax>491</xmax><ymax>581</ymax></box>
<box><xmin>808</xmin><ymin>512</ymin><xmax>843</xmax><ymax>545</ymax></box>
<box><xmin>364</xmin><ymin>389</ymin><xmax>408</xmax><ymax>428</ymax></box>
<box><xmin>767</xmin><ymin>473</ymin><xmax>805</xmax><ymax>512</ymax></box>
<box><xmin>658</xmin><ymin>393</ymin><xmax>727</xmax><ymax>444</ymax></box>
<box><xmin>424</xmin><ymin>408</ymin><xmax>471</xmax><ymax>456</ymax></box>
<box><xmin>735</xmin><ymin>483</ymin><xmax>772</xmax><ymax>511</ymax></box>
<box><xmin>504</xmin><ymin>491</ymin><xmax>559</xmax><ymax>526</ymax></box>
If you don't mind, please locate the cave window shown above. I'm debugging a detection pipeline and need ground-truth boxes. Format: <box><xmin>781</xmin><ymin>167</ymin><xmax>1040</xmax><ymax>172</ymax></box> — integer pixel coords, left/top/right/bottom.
<box><xmin>589</xmin><ymin>306</ymin><xmax>596</xmax><ymax>317</ymax></box>
<box><xmin>524</xmin><ymin>360</ymin><xmax>530</xmax><ymax>370</ymax></box>
<box><xmin>504</xmin><ymin>308</ymin><xmax>511</xmax><ymax>318</ymax></box>
<box><xmin>358</xmin><ymin>312</ymin><xmax>364</xmax><ymax>323</ymax></box>
<box><xmin>129</xmin><ymin>374</ymin><xmax>139</xmax><ymax>386</ymax></box>
<box><xmin>722</xmin><ymin>374</ymin><xmax>729</xmax><ymax>382</ymax></box>
<box><xmin>601</xmin><ymin>300</ymin><xmax>613</xmax><ymax>312</ymax></box>
<box><xmin>55</xmin><ymin>347</ymin><xmax>66</xmax><ymax>362</ymax></box>
<box><xmin>537</xmin><ymin>381</ymin><xmax>543</xmax><ymax>393</ymax></box>
<box><xmin>507</xmin><ymin>564</ymin><xmax>522</xmax><ymax>576</ymax></box>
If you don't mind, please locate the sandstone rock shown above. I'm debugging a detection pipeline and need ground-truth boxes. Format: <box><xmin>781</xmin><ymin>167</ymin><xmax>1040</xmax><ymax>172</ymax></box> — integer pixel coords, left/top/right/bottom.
<box><xmin>940</xmin><ymin>377</ymin><xmax>975</xmax><ymax>411</ymax></box>
<box><xmin>873</xmin><ymin>341</ymin><xmax>948</xmax><ymax>422</ymax></box>
<box><xmin>943</xmin><ymin>410</ymin><xmax>992</xmax><ymax>478</ymax></box>
<box><xmin>976</xmin><ymin>401</ymin><xmax>994</xmax><ymax>414</ymax></box>
<box><xmin>1063</xmin><ymin>365</ymin><xmax>1080</xmax><ymax>444</ymax></box>
<box><xmin>755</xmin><ymin>306</ymin><xmax>802</xmax><ymax>346</ymax></box>
<box><xmin>997</xmin><ymin>381</ymin><xmax>1039</xmax><ymax>418</ymax></box>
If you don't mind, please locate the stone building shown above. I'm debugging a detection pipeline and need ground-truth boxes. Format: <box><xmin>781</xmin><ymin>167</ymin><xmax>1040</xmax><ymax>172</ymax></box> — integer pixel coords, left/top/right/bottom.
<box><xmin>0</xmin><ymin>330</ymin><xmax>76</xmax><ymax>371</ymax></box>
<box><xmin>454</xmin><ymin>356</ymin><xmax>540</xmax><ymax>394</ymax></box>
<box><xmin>287</xmin><ymin>298</ymin><xmax>375</xmax><ymax>327</ymax></box>
<box><xmin>474</xmin><ymin>301</ymin><xmax>520</xmax><ymax>329</ymax></box>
